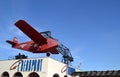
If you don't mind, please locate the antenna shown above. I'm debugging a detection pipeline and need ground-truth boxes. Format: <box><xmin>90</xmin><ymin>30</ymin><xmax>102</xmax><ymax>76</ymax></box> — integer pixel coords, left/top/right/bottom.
<box><xmin>77</xmin><ymin>63</ymin><xmax>82</xmax><ymax>70</ymax></box>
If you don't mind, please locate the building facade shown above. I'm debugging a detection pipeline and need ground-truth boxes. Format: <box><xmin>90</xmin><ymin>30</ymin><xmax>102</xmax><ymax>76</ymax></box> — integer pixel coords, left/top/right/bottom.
<box><xmin>0</xmin><ymin>57</ymin><xmax>72</xmax><ymax>77</ymax></box>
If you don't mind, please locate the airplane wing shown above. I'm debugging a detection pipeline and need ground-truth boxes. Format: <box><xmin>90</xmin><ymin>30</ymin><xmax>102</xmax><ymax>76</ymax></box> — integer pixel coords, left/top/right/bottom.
<box><xmin>15</xmin><ymin>20</ymin><xmax>47</xmax><ymax>44</ymax></box>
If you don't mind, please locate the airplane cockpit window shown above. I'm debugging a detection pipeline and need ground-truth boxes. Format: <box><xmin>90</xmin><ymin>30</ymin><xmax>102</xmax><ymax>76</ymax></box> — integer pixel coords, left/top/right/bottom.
<box><xmin>40</xmin><ymin>31</ymin><xmax>53</xmax><ymax>39</ymax></box>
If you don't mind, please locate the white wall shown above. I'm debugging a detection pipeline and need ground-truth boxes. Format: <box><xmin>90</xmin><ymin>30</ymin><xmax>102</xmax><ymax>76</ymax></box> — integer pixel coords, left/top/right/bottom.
<box><xmin>0</xmin><ymin>57</ymin><xmax>67</xmax><ymax>77</ymax></box>
<box><xmin>47</xmin><ymin>58</ymin><xmax>67</xmax><ymax>77</ymax></box>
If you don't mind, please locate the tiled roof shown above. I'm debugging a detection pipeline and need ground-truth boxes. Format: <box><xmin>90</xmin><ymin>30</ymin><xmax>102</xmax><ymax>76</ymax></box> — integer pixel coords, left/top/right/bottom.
<box><xmin>71</xmin><ymin>70</ymin><xmax>120</xmax><ymax>77</ymax></box>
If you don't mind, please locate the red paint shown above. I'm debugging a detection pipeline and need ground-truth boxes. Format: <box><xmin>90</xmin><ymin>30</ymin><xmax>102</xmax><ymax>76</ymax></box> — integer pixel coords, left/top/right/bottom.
<box><xmin>10</xmin><ymin>60</ymin><xmax>22</xmax><ymax>70</ymax></box>
<box><xmin>61</xmin><ymin>65</ymin><xmax>67</xmax><ymax>73</ymax></box>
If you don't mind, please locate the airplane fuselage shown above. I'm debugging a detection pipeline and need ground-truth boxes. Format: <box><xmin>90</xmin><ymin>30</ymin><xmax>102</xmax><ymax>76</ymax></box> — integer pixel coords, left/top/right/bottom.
<box><xmin>13</xmin><ymin>38</ymin><xmax>59</xmax><ymax>54</ymax></box>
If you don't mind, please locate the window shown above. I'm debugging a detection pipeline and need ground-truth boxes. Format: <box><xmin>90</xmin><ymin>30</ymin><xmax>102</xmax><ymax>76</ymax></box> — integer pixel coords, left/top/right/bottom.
<box><xmin>53</xmin><ymin>73</ymin><xmax>60</xmax><ymax>77</ymax></box>
<box><xmin>1</xmin><ymin>72</ymin><xmax>9</xmax><ymax>77</ymax></box>
<box><xmin>14</xmin><ymin>72</ymin><xmax>23</xmax><ymax>77</ymax></box>
<box><xmin>28</xmin><ymin>72</ymin><xmax>39</xmax><ymax>77</ymax></box>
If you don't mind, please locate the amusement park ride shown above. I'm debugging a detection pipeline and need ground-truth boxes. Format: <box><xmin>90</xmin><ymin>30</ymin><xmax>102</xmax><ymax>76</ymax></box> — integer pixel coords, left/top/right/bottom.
<box><xmin>6</xmin><ymin>20</ymin><xmax>73</xmax><ymax>64</ymax></box>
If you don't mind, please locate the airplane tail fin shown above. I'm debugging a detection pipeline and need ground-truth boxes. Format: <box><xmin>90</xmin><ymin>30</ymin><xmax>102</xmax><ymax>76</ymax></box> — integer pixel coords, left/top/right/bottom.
<box><xmin>13</xmin><ymin>37</ymin><xmax>18</xmax><ymax>44</ymax></box>
<box><xmin>6</xmin><ymin>37</ymin><xmax>18</xmax><ymax>47</ymax></box>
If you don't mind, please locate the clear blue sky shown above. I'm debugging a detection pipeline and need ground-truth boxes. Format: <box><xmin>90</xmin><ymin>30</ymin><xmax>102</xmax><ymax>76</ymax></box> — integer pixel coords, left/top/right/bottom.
<box><xmin>0</xmin><ymin>0</ymin><xmax>120</xmax><ymax>71</ymax></box>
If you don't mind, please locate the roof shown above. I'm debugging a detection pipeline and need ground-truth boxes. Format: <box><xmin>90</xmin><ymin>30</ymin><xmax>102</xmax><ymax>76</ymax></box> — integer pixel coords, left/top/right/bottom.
<box><xmin>71</xmin><ymin>70</ymin><xmax>120</xmax><ymax>77</ymax></box>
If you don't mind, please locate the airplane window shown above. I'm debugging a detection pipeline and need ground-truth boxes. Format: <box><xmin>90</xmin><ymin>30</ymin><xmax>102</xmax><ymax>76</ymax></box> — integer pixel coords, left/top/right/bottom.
<box><xmin>40</xmin><ymin>31</ymin><xmax>52</xmax><ymax>38</ymax></box>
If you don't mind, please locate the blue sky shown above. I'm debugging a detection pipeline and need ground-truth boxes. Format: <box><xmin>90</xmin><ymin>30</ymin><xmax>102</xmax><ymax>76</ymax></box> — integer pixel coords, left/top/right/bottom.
<box><xmin>0</xmin><ymin>0</ymin><xmax>120</xmax><ymax>71</ymax></box>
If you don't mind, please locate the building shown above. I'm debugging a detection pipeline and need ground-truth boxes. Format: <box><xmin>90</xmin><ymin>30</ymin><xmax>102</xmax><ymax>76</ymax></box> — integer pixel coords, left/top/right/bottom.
<box><xmin>71</xmin><ymin>70</ymin><xmax>120</xmax><ymax>77</ymax></box>
<box><xmin>0</xmin><ymin>57</ymin><xmax>76</xmax><ymax>77</ymax></box>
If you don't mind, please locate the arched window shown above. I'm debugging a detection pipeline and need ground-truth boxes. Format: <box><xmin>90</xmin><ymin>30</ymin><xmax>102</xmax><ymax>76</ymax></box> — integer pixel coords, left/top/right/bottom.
<box><xmin>64</xmin><ymin>75</ymin><xmax>67</xmax><ymax>77</ymax></box>
<box><xmin>14</xmin><ymin>72</ymin><xmax>23</xmax><ymax>77</ymax></box>
<box><xmin>53</xmin><ymin>73</ymin><xmax>60</xmax><ymax>77</ymax></box>
<box><xmin>1</xmin><ymin>72</ymin><xmax>9</xmax><ymax>77</ymax></box>
<box><xmin>28</xmin><ymin>72</ymin><xmax>39</xmax><ymax>77</ymax></box>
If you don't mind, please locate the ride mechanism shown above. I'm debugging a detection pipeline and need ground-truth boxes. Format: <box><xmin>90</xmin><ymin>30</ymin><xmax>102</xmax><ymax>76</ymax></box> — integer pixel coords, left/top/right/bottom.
<box><xmin>6</xmin><ymin>20</ymin><xmax>73</xmax><ymax>64</ymax></box>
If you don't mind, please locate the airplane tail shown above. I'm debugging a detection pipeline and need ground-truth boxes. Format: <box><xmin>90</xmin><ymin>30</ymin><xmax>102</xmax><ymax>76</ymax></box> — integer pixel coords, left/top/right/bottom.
<box><xmin>13</xmin><ymin>37</ymin><xmax>18</xmax><ymax>44</ymax></box>
<box><xmin>6</xmin><ymin>37</ymin><xmax>18</xmax><ymax>47</ymax></box>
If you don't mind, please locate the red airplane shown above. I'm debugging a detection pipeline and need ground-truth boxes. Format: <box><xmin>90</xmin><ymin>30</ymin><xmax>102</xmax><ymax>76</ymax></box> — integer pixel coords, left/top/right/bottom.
<box><xmin>6</xmin><ymin>20</ymin><xmax>59</xmax><ymax>55</ymax></box>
